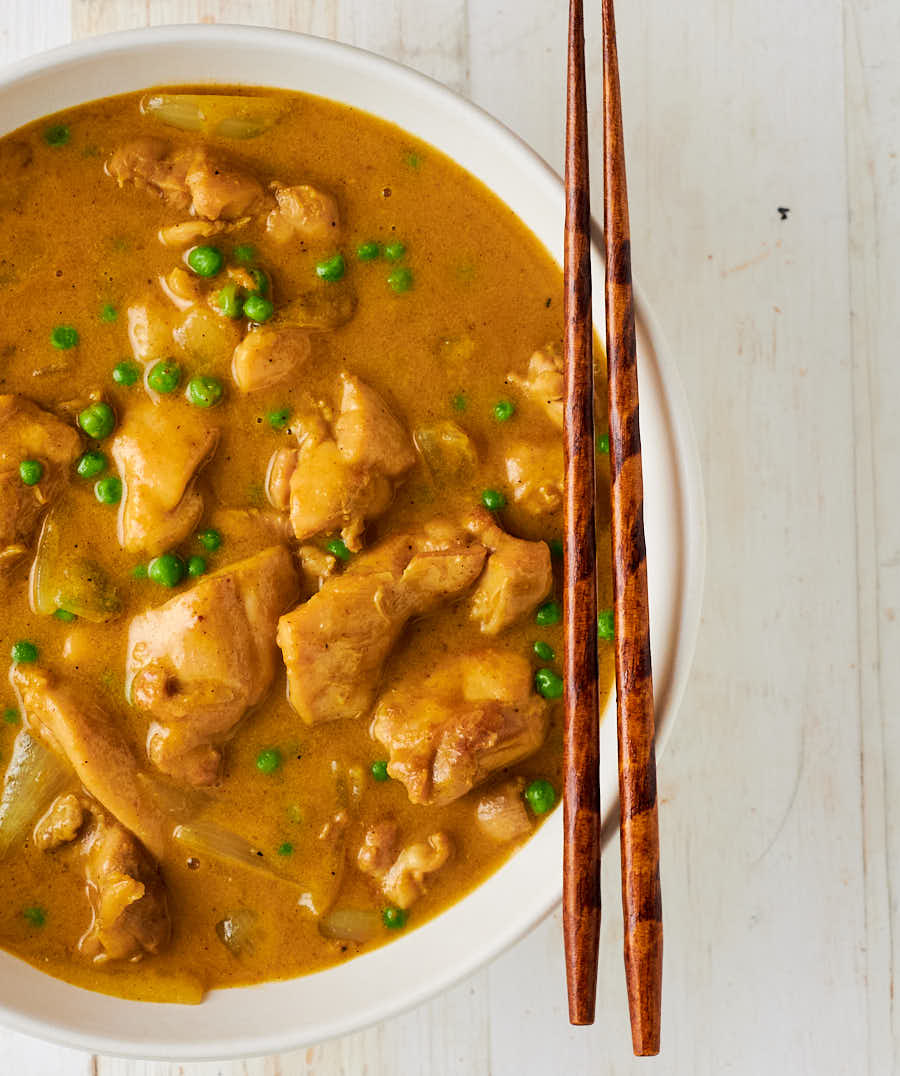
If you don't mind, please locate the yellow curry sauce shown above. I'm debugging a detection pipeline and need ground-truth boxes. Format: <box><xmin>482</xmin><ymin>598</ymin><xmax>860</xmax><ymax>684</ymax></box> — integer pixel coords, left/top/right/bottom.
<box><xmin>0</xmin><ymin>87</ymin><xmax>613</xmax><ymax>1001</ymax></box>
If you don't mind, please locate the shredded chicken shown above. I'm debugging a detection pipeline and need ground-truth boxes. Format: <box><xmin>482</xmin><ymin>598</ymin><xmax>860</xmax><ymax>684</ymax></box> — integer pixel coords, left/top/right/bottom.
<box><xmin>277</xmin><ymin>524</ymin><xmax>486</xmax><ymax>724</ymax></box>
<box><xmin>465</xmin><ymin>508</ymin><xmax>553</xmax><ymax>634</ymax></box>
<box><xmin>127</xmin><ymin>547</ymin><xmax>300</xmax><ymax>786</ymax></box>
<box><xmin>371</xmin><ymin>650</ymin><xmax>549</xmax><ymax>806</ymax></box>
<box><xmin>357</xmin><ymin>823</ymin><xmax>452</xmax><ymax>909</ymax></box>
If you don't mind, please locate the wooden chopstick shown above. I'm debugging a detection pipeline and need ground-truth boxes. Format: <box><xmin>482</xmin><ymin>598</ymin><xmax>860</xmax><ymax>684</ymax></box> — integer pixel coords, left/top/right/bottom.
<box><xmin>562</xmin><ymin>0</ymin><xmax>601</xmax><ymax>1028</ymax></box>
<box><xmin>601</xmin><ymin>0</ymin><xmax>664</xmax><ymax>1056</ymax></box>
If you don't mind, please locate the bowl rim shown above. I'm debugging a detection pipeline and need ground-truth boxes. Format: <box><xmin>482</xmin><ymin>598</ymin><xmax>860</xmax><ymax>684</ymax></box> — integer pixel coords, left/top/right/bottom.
<box><xmin>0</xmin><ymin>22</ymin><xmax>706</xmax><ymax>1060</ymax></box>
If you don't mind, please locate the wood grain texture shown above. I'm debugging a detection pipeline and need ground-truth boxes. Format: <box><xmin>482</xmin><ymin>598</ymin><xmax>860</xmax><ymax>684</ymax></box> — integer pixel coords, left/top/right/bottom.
<box><xmin>562</xmin><ymin>0</ymin><xmax>601</xmax><ymax>1029</ymax></box>
<box><xmin>0</xmin><ymin>0</ymin><xmax>898</xmax><ymax>1073</ymax></box>
<box><xmin>600</xmin><ymin>0</ymin><xmax>662</xmax><ymax>1056</ymax></box>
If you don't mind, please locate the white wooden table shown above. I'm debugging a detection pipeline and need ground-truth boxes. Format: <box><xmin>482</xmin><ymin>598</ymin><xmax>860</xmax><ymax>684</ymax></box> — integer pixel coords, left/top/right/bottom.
<box><xmin>1</xmin><ymin>2</ymin><xmax>897</xmax><ymax>1072</ymax></box>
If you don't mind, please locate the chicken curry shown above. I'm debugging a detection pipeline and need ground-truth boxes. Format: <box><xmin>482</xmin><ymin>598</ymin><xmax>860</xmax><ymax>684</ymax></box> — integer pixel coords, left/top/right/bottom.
<box><xmin>0</xmin><ymin>86</ymin><xmax>613</xmax><ymax>1002</ymax></box>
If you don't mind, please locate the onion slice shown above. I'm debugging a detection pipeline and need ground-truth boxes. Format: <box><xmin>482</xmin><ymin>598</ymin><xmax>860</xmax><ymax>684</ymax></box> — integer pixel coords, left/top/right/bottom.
<box><xmin>319</xmin><ymin>907</ymin><xmax>381</xmax><ymax>944</ymax></box>
<box><xmin>173</xmin><ymin>819</ymin><xmax>302</xmax><ymax>889</ymax></box>
<box><xmin>141</xmin><ymin>94</ymin><xmax>286</xmax><ymax>139</ymax></box>
<box><xmin>0</xmin><ymin>731</ymin><xmax>71</xmax><ymax>859</ymax></box>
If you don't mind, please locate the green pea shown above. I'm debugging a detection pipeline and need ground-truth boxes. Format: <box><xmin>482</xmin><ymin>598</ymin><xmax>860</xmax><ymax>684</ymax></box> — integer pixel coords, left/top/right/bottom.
<box><xmin>22</xmin><ymin>905</ymin><xmax>47</xmax><ymax>927</ymax></box>
<box><xmin>94</xmin><ymin>476</ymin><xmax>122</xmax><ymax>505</ymax></box>
<box><xmin>357</xmin><ymin>240</ymin><xmax>380</xmax><ymax>261</ymax></box>
<box><xmin>187</xmin><ymin>555</ymin><xmax>207</xmax><ymax>578</ymax></box>
<box><xmin>76</xmin><ymin>451</ymin><xmax>106</xmax><ymax>479</ymax></box>
<box><xmin>382</xmin><ymin>906</ymin><xmax>408</xmax><ymax>930</ymax></box>
<box><xmin>18</xmin><ymin>460</ymin><xmax>43</xmax><ymax>486</ymax></box>
<box><xmin>276</xmin><ymin>842</ymin><xmax>294</xmax><ymax>857</ymax></box>
<box><xmin>481</xmin><ymin>488</ymin><xmax>506</xmax><ymax>511</ymax></box>
<box><xmin>187</xmin><ymin>375</ymin><xmax>224</xmax><ymax>409</ymax></box>
<box><xmin>492</xmin><ymin>400</ymin><xmax>515</xmax><ymax>422</ymax></box>
<box><xmin>524</xmin><ymin>778</ymin><xmax>557</xmax><ymax>815</ymax></box>
<box><xmin>535</xmin><ymin>600</ymin><xmax>561</xmax><ymax>627</ymax></box>
<box><xmin>326</xmin><ymin>538</ymin><xmax>352</xmax><ymax>562</ymax></box>
<box><xmin>596</xmin><ymin>432</ymin><xmax>610</xmax><ymax>455</ymax></box>
<box><xmin>51</xmin><ymin>325</ymin><xmax>79</xmax><ymax>350</ymax></box>
<box><xmin>131</xmin><ymin>564</ymin><xmax>149</xmax><ymax>580</ymax></box>
<box><xmin>404</xmin><ymin>151</ymin><xmax>421</xmax><ymax>169</ymax></box>
<box><xmin>249</xmin><ymin>268</ymin><xmax>269</xmax><ymax>296</ymax></box>
<box><xmin>533</xmin><ymin>640</ymin><xmax>556</xmax><ymax>662</ymax></box>
<box><xmin>53</xmin><ymin>608</ymin><xmax>76</xmax><ymax>623</ymax></box>
<box><xmin>387</xmin><ymin>267</ymin><xmax>414</xmax><ymax>293</ymax></box>
<box><xmin>112</xmin><ymin>360</ymin><xmax>140</xmax><ymax>386</ymax></box>
<box><xmin>78</xmin><ymin>402</ymin><xmax>116</xmax><ymax>440</ymax></box>
<box><xmin>11</xmin><ymin>641</ymin><xmax>38</xmax><ymax>664</ymax></box>
<box><xmin>548</xmin><ymin>538</ymin><xmax>564</xmax><ymax>559</ymax></box>
<box><xmin>2</xmin><ymin>708</ymin><xmax>19</xmax><ymax>724</ymax></box>
<box><xmin>316</xmin><ymin>253</ymin><xmax>345</xmax><ymax>282</ymax></box>
<box><xmin>451</xmin><ymin>392</ymin><xmax>467</xmax><ymax>412</ymax></box>
<box><xmin>196</xmin><ymin>529</ymin><xmax>222</xmax><ymax>552</ymax></box>
<box><xmin>384</xmin><ymin>241</ymin><xmax>406</xmax><ymax>262</ymax></box>
<box><xmin>598</xmin><ymin>608</ymin><xmax>615</xmax><ymax>640</ymax></box>
<box><xmin>99</xmin><ymin>303</ymin><xmax>118</xmax><ymax>323</ymax></box>
<box><xmin>535</xmin><ymin>667</ymin><xmax>564</xmax><ymax>700</ymax></box>
<box><xmin>147</xmin><ymin>360</ymin><xmax>181</xmax><ymax>395</ymax></box>
<box><xmin>217</xmin><ymin>281</ymin><xmax>244</xmax><ymax>319</ymax></box>
<box><xmin>233</xmin><ymin>243</ymin><xmax>256</xmax><ymax>265</ymax></box>
<box><xmin>243</xmin><ymin>295</ymin><xmax>274</xmax><ymax>323</ymax></box>
<box><xmin>43</xmin><ymin>124</ymin><xmax>69</xmax><ymax>147</ymax></box>
<box><xmin>256</xmin><ymin>748</ymin><xmax>282</xmax><ymax>775</ymax></box>
<box><xmin>147</xmin><ymin>553</ymin><xmax>185</xmax><ymax>588</ymax></box>
<box><xmin>187</xmin><ymin>245</ymin><xmax>224</xmax><ymax>277</ymax></box>
<box><xmin>370</xmin><ymin>759</ymin><xmax>389</xmax><ymax>782</ymax></box>
<box><xmin>267</xmin><ymin>408</ymin><xmax>290</xmax><ymax>430</ymax></box>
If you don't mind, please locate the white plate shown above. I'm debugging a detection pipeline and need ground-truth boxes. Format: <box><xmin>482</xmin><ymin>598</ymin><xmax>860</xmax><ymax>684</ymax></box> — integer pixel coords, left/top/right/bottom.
<box><xmin>0</xmin><ymin>24</ymin><xmax>705</xmax><ymax>1060</ymax></box>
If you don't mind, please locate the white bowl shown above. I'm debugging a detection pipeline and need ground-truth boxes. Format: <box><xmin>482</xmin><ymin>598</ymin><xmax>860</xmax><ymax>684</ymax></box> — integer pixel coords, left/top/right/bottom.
<box><xmin>0</xmin><ymin>24</ymin><xmax>705</xmax><ymax>1060</ymax></box>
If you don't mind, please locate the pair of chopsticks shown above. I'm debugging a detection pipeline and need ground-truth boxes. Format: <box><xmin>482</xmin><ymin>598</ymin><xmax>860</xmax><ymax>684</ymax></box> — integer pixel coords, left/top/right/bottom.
<box><xmin>562</xmin><ymin>0</ymin><xmax>663</xmax><ymax>1056</ymax></box>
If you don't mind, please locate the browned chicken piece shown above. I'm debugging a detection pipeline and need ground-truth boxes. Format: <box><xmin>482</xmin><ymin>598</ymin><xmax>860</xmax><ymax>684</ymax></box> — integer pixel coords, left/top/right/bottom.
<box><xmin>0</xmin><ymin>395</ymin><xmax>81</xmax><ymax>571</ymax></box>
<box><xmin>107</xmin><ymin>138</ymin><xmax>265</xmax><ymax>221</ymax></box>
<box><xmin>9</xmin><ymin>663</ymin><xmax>168</xmax><ymax>858</ymax></box>
<box><xmin>127</xmin><ymin>547</ymin><xmax>300</xmax><ymax>786</ymax></box>
<box><xmin>465</xmin><ymin>508</ymin><xmax>553</xmax><ymax>634</ymax></box>
<box><xmin>508</xmin><ymin>347</ymin><xmax>564</xmax><ymax>430</ymax></box>
<box><xmin>34</xmin><ymin>792</ymin><xmax>86</xmax><ymax>852</ymax></box>
<box><xmin>356</xmin><ymin>820</ymin><xmax>400</xmax><ymax>876</ymax></box>
<box><xmin>356</xmin><ymin>823</ymin><xmax>452</xmax><ymax>910</ymax></box>
<box><xmin>111</xmin><ymin>398</ymin><xmax>218</xmax><ymax>556</ymax></box>
<box><xmin>371</xmin><ymin>650</ymin><xmax>549</xmax><ymax>806</ymax></box>
<box><xmin>475</xmin><ymin>778</ymin><xmax>532</xmax><ymax>841</ymax></box>
<box><xmin>382</xmin><ymin>833</ymin><xmax>453</xmax><ymax>909</ymax></box>
<box><xmin>266</xmin><ymin>374</ymin><xmax>416</xmax><ymax>551</ymax></box>
<box><xmin>231</xmin><ymin>326</ymin><xmax>311</xmax><ymax>393</ymax></box>
<box><xmin>504</xmin><ymin>441</ymin><xmax>564</xmax><ymax>516</ymax></box>
<box><xmin>80</xmin><ymin>808</ymin><xmax>170</xmax><ymax>964</ymax></box>
<box><xmin>266</xmin><ymin>182</ymin><xmax>340</xmax><ymax>243</ymax></box>
<box><xmin>277</xmin><ymin>526</ymin><xmax>486</xmax><ymax>724</ymax></box>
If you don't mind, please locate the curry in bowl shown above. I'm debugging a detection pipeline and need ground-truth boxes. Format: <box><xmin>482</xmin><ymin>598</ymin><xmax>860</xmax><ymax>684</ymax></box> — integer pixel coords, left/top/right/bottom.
<box><xmin>0</xmin><ymin>87</ymin><xmax>612</xmax><ymax>1002</ymax></box>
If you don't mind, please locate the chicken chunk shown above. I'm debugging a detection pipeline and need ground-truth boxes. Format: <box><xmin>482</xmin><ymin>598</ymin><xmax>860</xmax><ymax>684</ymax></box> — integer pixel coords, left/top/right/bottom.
<box><xmin>9</xmin><ymin>663</ymin><xmax>168</xmax><ymax>858</ymax></box>
<box><xmin>475</xmin><ymin>779</ymin><xmax>532</xmax><ymax>841</ymax></box>
<box><xmin>34</xmin><ymin>792</ymin><xmax>86</xmax><ymax>852</ymax></box>
<box><xmin>371</xmin><ymin>650</ymin><xmax>549</xmax><ymax>806</ymax></box>
<box><xmin>382</xmin><ymin>833</ymin><xmax>453</xmax><ymax>909</ymax></box>
<box><xmin>277</xmin><ymin>526</ymin><xmax>486</xmax><ymax>724</ymax></box>
<box><xmin>107</xmin><ymin>138</ymin><xmax>265</xmax><ymax>221</ymax></box>
<box><xmin>158</xmin><ymin>217</ymin><xmax>248</xmax><ymax>248</ymax></box>
<box><xmin>111</xmin><ymin>398</ymin><xmax>218</xmax><ymax>556</ymax></box>
<box><xmin>266</xmin><ymin>374</ymin><xmax>416</xmax><ymax>551</ymax></box>
<box><xmin>0</xmin><ymin>395</ymin><xmax>80</xmax><ymax>571</ymax></box>
<box><xmin>508</xmin><ymin>347</ymin><xmax>564</xmax><ymax>429</ymax></box>
<box><xmin>231</xmin><ymin>326</ymin><xmax>311</xmax><ymax>393</ymax></box>
<box><xmin>266</xmin><ymin>182</ymin><xmax>340</xmax><ymax>243</ymax></box>
<box><xmin>127</xmin><ymin>547</ymin><xmax>300</xmax><ymax>786</ymax></box>
<box><xmin>504</xmin><ymin>441</ymin><xmax>564</xmax><ymax>516</ymax></box>
<box><xmin>465</xmin><ymin>508</ymin><xmax>553</xmax><ymax>634</ymax></box>
<box><xmin>356</xmin><ymin>823</ymin><xmax>452</xmax><ymax>910</ymax></box>
<box><xmin>80</xmin><ymin>808</ymin><xmax>170</xmax><ymax>964</ymax></box>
